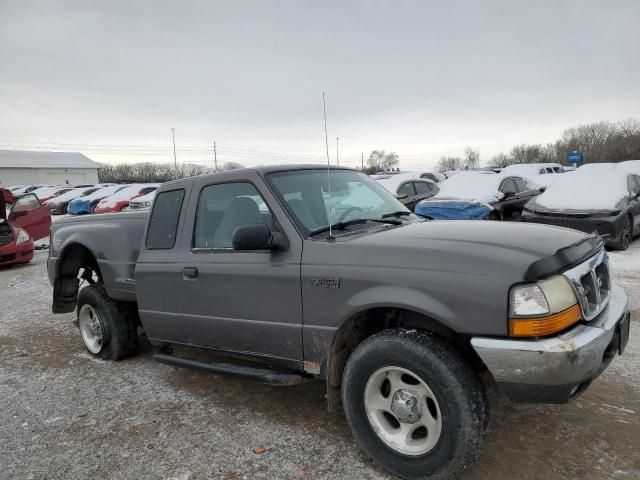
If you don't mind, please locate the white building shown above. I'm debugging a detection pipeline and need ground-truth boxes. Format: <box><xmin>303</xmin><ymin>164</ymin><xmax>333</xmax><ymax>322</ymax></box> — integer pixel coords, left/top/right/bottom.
<box><xmin>0</xmin><ymin>150</ymin><xmax>100</xmax><ymax>186</ymax></box>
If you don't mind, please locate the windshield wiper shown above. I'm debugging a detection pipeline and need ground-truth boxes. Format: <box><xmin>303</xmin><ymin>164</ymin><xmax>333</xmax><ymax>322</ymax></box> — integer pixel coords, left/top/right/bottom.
<box><xmin>381</xmin><ymin>211</ymin><xmax>412</xmax><ymax>219</ymax></box>
<box><xmin>309</xmin><ymin>218</ymin><xmax>402</xmax><ymax>236</ymax></box>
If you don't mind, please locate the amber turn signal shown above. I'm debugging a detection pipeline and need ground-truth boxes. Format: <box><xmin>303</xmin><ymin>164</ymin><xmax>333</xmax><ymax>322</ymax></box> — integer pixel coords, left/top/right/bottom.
<box><xmin>509</xmin><ymin>304</ymin><xmax>582</xmax><ymax>337</ymax></box>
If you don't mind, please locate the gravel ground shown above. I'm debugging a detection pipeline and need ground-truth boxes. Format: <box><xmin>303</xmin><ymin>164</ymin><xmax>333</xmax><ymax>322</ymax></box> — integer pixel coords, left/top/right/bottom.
<box><xmin>1</xmin><ymin>246</ymin><xmax>639</xmax><ymax>480</ymax></box>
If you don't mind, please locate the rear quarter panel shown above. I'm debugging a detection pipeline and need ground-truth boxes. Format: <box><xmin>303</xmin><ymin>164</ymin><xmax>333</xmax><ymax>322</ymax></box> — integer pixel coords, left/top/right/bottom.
<box><xmin>49</xmin><ymin>212</ymin><xmax>147</xmax><ymax>302</ymax></box>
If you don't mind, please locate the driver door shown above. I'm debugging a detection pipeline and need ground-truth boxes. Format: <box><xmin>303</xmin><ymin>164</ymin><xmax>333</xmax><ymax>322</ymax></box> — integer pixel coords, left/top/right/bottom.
<box><xmin>175</xmin><ymin>176</ymin><xmax>304</xmax><ymax>361</ymax></box>
<box><xmin>10</xmin><ymin>193</ymin><xmax>52</xmax><ymax>240</ymax></box>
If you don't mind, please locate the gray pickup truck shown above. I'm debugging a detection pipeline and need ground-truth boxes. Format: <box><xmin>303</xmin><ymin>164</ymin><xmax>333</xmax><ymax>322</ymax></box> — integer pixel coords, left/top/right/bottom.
<box><xmin>48</xmin><ymin>165</ymin><xmax>630</xmax><ymax>480</ymax></box>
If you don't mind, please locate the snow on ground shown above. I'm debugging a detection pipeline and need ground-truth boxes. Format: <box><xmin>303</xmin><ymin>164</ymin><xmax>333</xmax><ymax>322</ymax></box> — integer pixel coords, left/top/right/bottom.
<box><xmin>0</xmin><ymin>240</ymin><xmax>639</xmax><ymax>479</ymax></box>
<box><xmin>608</xmin><ymin>239</ymin><xmax>640</xmax><ymax>312</ymax></box>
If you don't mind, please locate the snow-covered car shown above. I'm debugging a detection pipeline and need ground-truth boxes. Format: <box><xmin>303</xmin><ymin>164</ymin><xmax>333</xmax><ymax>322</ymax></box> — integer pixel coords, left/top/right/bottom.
<box><xmin>0</xmin><ymin>190</ymin><xmax>52</xmax><ymax>266</ymax></box>
<box><xmin>94</xmin><ymin>184</ymin><xmax>160</xmax><ymax>213</ymax></box>
<box><xmin>31</xmin><ymin>186</ymin><xmax>75</xmax><ymax>203</ymax></box>
<box><xmin>500</xmin><ymin>163</ymin><xmax>566</xmax><ymax>188</ymax></box>
<box><xmin>417</xmin><ymin>171</ymin><xmax>447</xmax><ymax>183</ymax></box>
<box><xmin>521</xmin><ymin>162</ymin><xmax>640</xmax><ymax>250</ymax></box>
<box><xmin>127</xmin><ymin>190</ymin><xmax>158</xmax><ymax>210</ymax></box>
<box><xmin>68</xmin><ymin>185</ymin><xmax>128</xmax><ymax>215</ymax></box>
<box><xmin>12</xmin><ymin>185</ymin><xmax>45</xmax><ymax>196</ymax></box>
<box><xmin>376</xmin><ymin>173</ymin><xmax>439</xmax><ymax>211</ymax></box>
<box><xmin>44</xmin><ymin>187</ymin><xmax>101</xmax><ymax>215</ymax></box>
<box><xmin>415</xmin><ymin>171</ymin><xmax>542</xmax><ymax>220</ymax></box>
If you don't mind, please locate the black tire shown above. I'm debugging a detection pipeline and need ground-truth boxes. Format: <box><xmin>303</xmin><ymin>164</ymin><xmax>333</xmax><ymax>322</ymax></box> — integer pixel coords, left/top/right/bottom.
<box><xmin>342</xmin><ymin>329</ymin><xmax>488</xmax><ymax>480</ymax></box>
<box><xmin>611</xmin><ymin>215</ymin><xmax>633</xmax><ymax>251</ymax></box>
<box><xmin>76</xmin><ymin>284</ymin><xmax>138</xmax><ymax>360</ymax></box>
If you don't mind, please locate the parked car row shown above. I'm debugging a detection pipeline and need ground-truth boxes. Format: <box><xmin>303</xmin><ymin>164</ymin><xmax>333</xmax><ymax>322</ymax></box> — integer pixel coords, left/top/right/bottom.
<box><xmin>375</xmin><ymin>161</ymin><xmax>640</xmax><ymax>250</ymax></box>
<box><xmin>3</xmin><ymin>182</ymin><xmax>160</xmax><ymax>215</ymax></box>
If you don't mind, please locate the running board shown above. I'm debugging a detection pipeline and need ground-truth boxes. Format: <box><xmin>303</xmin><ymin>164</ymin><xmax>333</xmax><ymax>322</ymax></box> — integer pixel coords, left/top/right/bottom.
<box><xmin>153</xmin><ymin>352</ymin><xmax>309</xmax><ymax>386</ymax></box>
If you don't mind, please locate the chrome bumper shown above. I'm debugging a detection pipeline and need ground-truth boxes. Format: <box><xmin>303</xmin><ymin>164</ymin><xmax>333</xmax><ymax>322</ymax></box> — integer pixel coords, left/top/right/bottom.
<box><xmin>471</xmin><ymin>284</ymin><xmax>629</xmax><ymax>403</ymax></box>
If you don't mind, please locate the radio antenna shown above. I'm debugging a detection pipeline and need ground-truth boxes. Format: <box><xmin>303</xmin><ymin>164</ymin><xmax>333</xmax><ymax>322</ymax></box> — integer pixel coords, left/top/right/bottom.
<box><xmin>322</xmin><ymin>92</ymin><xmax>334</xmax><ymax>239</ymax></box>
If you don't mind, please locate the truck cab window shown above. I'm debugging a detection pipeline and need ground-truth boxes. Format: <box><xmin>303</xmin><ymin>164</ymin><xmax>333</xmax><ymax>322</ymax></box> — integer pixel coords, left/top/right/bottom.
<box><xmin>146</xmin><ymin>189</ymin><xmax>185</xmax><ymax>249</ymax></box>
<box><xmin>194</xmin><ymin>182</ymin><xmax>271</xmax><ymax>249</ymax></box>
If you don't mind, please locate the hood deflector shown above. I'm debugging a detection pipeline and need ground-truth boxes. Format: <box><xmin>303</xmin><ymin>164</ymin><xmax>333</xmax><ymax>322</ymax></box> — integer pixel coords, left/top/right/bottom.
<box><xmin>524</xmin><ymin>233</ymin><xmax>604</xmax><ymax>281</ymax></box>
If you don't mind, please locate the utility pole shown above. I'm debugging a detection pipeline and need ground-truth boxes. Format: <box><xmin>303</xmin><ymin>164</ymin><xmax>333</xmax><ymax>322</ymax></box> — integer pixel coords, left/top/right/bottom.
<box><xmin>213</xmin><ymin>140</ymin><xmax>218</xmax><ymax>172</ymax></box>
<box><xmin>171</xmin><ymin>128</ymin><xmax>177</xmax><ymax>177</ymax></box>
<box><xmin>361</xmin><ymin>152</ymin><xmax>364</xmax><ymax>170</ymax></box>
<box><xmin>336</xmin><ymin>137</ymin><xmax>339</xmax><ymax>166</ymax></box>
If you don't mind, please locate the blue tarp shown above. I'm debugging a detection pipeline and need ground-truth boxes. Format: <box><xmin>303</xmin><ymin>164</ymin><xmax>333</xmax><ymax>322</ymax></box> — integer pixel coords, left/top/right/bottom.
<box><xmin>68</xmin><ymin>198</ymin><xmax>92</xmax><ymax>215</ymax></box>
<box><xmin>415</xmin><ymin>200</ymin><xmax>492</xmax><ymax>220</ymax></box>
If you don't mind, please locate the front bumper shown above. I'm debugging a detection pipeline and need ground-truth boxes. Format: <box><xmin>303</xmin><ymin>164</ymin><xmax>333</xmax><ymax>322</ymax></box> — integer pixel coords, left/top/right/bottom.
<box><xmin>471</xmin><ymin>284</ymin><xmax>629</xmax><ymax>403</ymax></box>
<box><xmin>0</xmin><ymin>240</ymin><xmax>35</xmax><ymax>266</ymax></box>
<box><xmin>520</xmin><ymin>210</ymin><xmax>621</xmax><ymax>243</ymax></box>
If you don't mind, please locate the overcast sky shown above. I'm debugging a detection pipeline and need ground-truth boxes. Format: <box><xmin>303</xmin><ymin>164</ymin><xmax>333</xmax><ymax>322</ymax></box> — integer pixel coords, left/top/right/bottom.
<box><xmin>1</xmin><ymin>0</ymin><xmax>639</xmax><ymax>169</ymax></box>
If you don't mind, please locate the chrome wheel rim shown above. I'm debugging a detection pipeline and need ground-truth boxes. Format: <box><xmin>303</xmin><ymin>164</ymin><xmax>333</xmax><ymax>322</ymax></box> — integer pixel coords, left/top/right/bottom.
<box><xmin>78</xmin><ymin>305</ymin><xmax>104</xmax><ymax>354</ymax></box>
<box><xmin>364</xmin><ymin>366</ymin><xmax>442</xmax><ymax>456</ymax></box>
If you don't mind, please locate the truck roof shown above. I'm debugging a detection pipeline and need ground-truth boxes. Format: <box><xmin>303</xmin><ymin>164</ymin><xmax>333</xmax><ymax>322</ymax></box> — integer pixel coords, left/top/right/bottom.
<box><xmin>161</xmin><ymin>164</ymin><xmax>357</xmax><ymax>189</ymax></box>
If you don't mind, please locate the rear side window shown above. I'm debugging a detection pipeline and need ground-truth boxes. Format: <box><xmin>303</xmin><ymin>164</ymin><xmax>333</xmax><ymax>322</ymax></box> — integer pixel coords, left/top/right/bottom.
<box><xmin>414</xmin><ymin>181</ymin><xmax>432</xmax><ymax>195</ymax></box>
<box><xmin>500</xmin><ymin>178</ymin><xmax>517</xmax><ymax>194</ymax></box>
<box><xmin>146</xmin><ymin>189</ymin><xmax>185</xmax><ymax>249</ymax></box>
<box><xmin>628</xmin><ymin>175</ymin><xmax>640</xmax><ymax>195</ymax></box>
<box><xmin>514</xmin><ymin>177</ymin><xmax>529</xmax><ymax>192</ymax></box>
<box><xmin>397</xmin><ymin>183</ymin><xmax>415</xmax><ymax>196</ymax></box>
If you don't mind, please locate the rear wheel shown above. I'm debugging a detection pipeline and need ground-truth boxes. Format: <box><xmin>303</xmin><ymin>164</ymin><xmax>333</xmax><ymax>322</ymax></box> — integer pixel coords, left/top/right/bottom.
<box><xmin>611</xmin><ymin>215</ymin><xmax>633</xmax><ymax>251</ymax></box>
<box><xmin>342</xmin><ymin>329</ymin><xmax>488</xmax><ymax>480</ymax></box>
<box><xmin>76</xmin><ymin>284</ymin><xmax>138</xmax><ymax>360</ymax></box>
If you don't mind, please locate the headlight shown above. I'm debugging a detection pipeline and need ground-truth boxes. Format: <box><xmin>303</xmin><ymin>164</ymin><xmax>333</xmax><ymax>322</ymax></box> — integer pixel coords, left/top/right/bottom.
<box><xmin>509</xmin><ymin>275</ymin><xmax>580</xmax><ymax>337</ymax></box>
<box><xmin>16</xmin><ymin>228</ymin><xmax>30</xmax><ymax>245</ymax></box>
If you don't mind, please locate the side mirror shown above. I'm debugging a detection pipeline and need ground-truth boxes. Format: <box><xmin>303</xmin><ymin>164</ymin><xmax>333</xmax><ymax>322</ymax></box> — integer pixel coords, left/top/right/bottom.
<box><xmin>396</xmin><ymin>193</ymin><xmax>408</xmax><ymax>200</ymax></box>
<box><xmin>232</xmin><ymin>224</ymin><xmax>289</xmax><ymax>251</ymax></box>
<box><xmin>539</xmin><ymin>187</ymin><xmax>547</xmax><ymax>193</ymax></box>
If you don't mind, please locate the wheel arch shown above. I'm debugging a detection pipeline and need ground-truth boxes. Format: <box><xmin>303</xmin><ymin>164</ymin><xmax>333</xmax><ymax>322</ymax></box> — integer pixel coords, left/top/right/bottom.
<box><xmin>52</xmin><ymin>242</ymin><xmax>103</xmax><ymax>313</ymax></box>
<box><xmin>324</xmin><ymin>305</ymin><xmax>463</xmax><ymax>412</ymax></box>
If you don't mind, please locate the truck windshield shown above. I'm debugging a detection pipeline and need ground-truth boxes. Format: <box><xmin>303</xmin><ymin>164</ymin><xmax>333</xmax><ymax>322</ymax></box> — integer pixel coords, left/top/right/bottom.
<box><xmin>267</xmin><ymin>169</ymin><xmax>411</xmax><ymax>236</ymax></box>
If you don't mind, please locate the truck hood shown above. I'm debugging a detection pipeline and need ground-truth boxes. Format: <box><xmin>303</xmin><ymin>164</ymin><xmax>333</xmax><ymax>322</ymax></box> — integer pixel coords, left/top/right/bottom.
<box><xmin>333</xmin><ymin>220</ymin><xmax>589</xmax><ymax>280</ymax></box>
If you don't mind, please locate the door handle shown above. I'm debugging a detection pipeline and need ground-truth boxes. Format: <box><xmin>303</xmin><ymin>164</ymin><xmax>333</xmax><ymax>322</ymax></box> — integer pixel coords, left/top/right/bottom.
<box><xmin>182</xmin><ymin>267</ymin><xmax>198</xmax><ymax>280</ymax></box>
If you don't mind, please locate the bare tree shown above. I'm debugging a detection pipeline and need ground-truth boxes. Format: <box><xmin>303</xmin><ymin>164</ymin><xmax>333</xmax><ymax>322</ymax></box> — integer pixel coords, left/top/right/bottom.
<box><xmin>367</xmin><ymin>150</ymin><xmax>400</xmax><ymax>172</ymax></box>
<box><xmin>489</xmin><ymin>153</ymin><xmax>512</xmax><ymax>168</ymax></box>
<box><xmin>436</xmin><ymin>156</ymin><xmax>463</xmax><ymax>172</ymax></box>
<box><xmin>463</xmin><ymin>147</ymin><xmax>480</xmax><ymax>170</ymax></box>
<box><xmin>220</xmin><ymin>161</ymin><xmax>245</xmax><ymax>171</ymax></box>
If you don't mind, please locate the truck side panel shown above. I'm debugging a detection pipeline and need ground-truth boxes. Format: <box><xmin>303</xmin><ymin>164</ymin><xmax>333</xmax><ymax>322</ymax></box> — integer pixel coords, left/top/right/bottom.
<box><xmin>48</xmin><ymin>212</ymin><xmax>147</xmax><ymax>305</ymax></box>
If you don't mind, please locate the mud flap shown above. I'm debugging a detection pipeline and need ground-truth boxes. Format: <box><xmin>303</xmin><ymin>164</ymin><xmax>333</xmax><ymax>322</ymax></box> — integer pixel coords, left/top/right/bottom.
<box><xmin>52</xmin><ymin>276</ymin><xmax>80</xmax><ymax>314</ymax></box>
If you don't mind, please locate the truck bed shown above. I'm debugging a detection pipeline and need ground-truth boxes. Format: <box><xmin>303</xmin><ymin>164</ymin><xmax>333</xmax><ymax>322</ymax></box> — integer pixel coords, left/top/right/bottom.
<box><xmin>48</xmin><ymin>211</ymin><xmax>148</xmax><ymax>303</ymax></box>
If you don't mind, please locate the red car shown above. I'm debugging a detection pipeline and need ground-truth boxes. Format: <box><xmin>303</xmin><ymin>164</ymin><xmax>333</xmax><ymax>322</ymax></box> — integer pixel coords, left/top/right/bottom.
<box><xmin>94</xmin><ymin>184</ymin><xmax>159</xmax><ymax>213</ymax></box>
<box><xmin>0</xmin><ymin>189</ymin><xmax>52</xmax><ymax>266</ymax></box>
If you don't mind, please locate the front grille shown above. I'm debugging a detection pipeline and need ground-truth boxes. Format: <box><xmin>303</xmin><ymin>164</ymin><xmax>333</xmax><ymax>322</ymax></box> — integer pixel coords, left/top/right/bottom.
<box><xmin>0</xmin><ymin>253</ymin><xmax>16</xmax><ymax>263</ymax></box>
<box><xmin>562</xmin><ymin>249</ymin><xmax>610</xmax><ymax>321</ymax></box>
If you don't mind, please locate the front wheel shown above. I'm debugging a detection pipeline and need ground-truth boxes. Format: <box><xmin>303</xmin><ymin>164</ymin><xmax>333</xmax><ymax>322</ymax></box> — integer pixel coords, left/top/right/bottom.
<box><xmin>611</xmin><ymin>215</ymin><xmax>633</xmax><ymax>251</ymax></box>
<box><xmin>342</xmin><ymin>329</ymin><xmax>488</xmax><ymax>480</ymax></box>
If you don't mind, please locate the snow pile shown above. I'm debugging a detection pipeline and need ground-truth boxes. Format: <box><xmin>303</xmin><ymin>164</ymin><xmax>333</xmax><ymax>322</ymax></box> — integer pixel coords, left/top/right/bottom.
<box><xmin>534</xmin><ymin>163</ymin><xmax>637</xmax><ymax>211</ymax></box>
<box><xmin>433</xmin><ymin>172</ymin><xmax>504</xmax><ymax>204</ymax></box>
<box><xmin>97</xmin><ymin>184</ymin><xmax>158</xmax><ymax>208</ymax></box>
